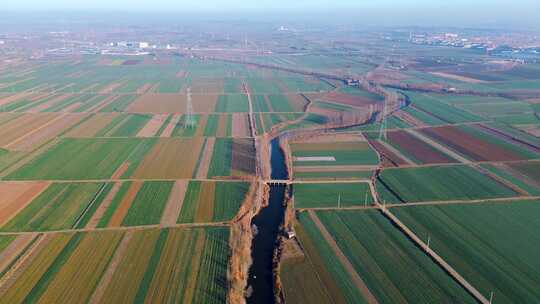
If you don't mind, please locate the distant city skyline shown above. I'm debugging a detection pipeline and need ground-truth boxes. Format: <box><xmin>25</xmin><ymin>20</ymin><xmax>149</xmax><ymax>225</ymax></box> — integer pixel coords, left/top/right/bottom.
<box><xmin>1</xmin><ymin>0</ymin><xmax>539</xmax><ymax>29</ymax></box>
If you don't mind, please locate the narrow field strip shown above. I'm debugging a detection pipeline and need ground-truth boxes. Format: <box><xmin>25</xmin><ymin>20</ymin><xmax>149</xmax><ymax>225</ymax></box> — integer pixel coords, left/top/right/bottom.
<box><xmin>308</xmin><ymin>210</ymin><xmax>379</xmax><ymax>304</ymax></box>
<box><xmin>160</xmin><ymin>180</ymin><xmax>189</xmax><ymax>226</ymax></box>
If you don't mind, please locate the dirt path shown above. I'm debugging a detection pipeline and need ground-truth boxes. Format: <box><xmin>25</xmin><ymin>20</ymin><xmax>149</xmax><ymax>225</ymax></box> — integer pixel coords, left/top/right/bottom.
<box><xmin>308</xmin><ymin>210</ymin><xmax>379</xmax><ymax>304</ymax></box>
<box><xmin>88</xmin><ymin>230</ymin><xmax>133</xmax><ymax>304</ymax></box>
<box><xmin>196</xmin><ymin>137</ymin><xmax>216</xmax><ymax>179</ymax></box>
<box><xmin>160</xmin><ymin>180</ymin><xmax>188</xmax><ymax>226</ymax></box>
<box><xmin>406</xmin><ymin>129</ymin><xmax>471</xmax><ymax>164</ymax></box>
<box><xmin>86</xmin><ymin>182</ymin><xmax>122</xmax><ymax>229</ymax></box>
<box><xmin>0</xmin><ymin>233</ymin><xmax>37</xmax><ymax>274</ymax></box>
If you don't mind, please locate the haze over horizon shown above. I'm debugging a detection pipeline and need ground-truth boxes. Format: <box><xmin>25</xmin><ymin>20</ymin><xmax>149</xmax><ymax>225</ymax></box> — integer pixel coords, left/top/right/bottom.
<box><xmin>2</xmin><ymin>0</ymin><xmax>540</xmax><ymax>29</ymax></box>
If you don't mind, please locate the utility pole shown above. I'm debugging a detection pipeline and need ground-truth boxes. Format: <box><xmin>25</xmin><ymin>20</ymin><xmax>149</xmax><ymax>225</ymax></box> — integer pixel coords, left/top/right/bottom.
<box><xmin>337</xmin><ymin>194</ymin><xmax>341</xmax><ymax>209</ymax></box>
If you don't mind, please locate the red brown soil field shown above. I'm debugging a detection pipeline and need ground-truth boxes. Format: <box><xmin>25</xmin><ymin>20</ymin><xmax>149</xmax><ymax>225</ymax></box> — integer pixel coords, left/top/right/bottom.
<box><xmin>319</xmin><ymin>91</ymin><xmax>380</xmax><ymax>108</ymax></box>
<box><xmin>127</xmin><ymin>93</ymin><xmax>218</xmax><ymax>113</ymax></box>
<box><xmin>386</xmin><ymin>130</ymin><xmax>456</xmax><ymax>164</ymax></box>
<box><xmin>0</xmin><ymin>182</ymin><xmax>50</xmax><ymax>227</ymax></box>
<box><xmin>420</xmin><ymin>126</ymin><xmax>527</xmax><ymax>161</ymax></box>
<box><xmin>366</xmin><ymin>138</ymin><xmax>408</xmax><ymax>167</ymax></box>
<box><xmin>232</xmin><ymin>113</ymin><xmax>250</xmax><ymax>137</ymax></box>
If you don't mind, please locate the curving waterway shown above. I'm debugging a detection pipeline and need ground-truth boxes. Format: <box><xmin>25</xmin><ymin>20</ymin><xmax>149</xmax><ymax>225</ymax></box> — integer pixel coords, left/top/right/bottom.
<box><xmin>247</xmin><ymin>137</ymin><xmax>288</xmax><ymax>304</ymax></box>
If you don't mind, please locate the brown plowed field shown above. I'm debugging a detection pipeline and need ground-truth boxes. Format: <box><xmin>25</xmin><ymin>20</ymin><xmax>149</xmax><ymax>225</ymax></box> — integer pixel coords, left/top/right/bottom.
<box><xmin>9</xmin><ymin>113</ymin><xmax>87</xmax><ymax>151</ymax></box>
<box><xmin>132</xmin><ymin>138</ymin><xmax>204</xmax><ymax>179</ymax></box>
<box><xmin>420</xmin><ymin>126</ymin><xmax>526</xmax><ymax>161</ymax></box>
<box><xmin>387</xmin><ymin>130</ymin><xmax>455</xmax><ymax>164</ymax></box>
<box><xmin>128</xmin><ymin>93</ymin><xmax>218</xmax><ymax>113</ymax></box>
<box><xmin>0</xmin><ymin>113</ymin><xmax>59</xmax><ymax>148</ymax></box>
<box><xmin>65</xmin><ymin>113</ymin><xmax>119</xmax><ymax>137</ymax></box>
<box><xmin>0</xmin><ymin>182</ymin><xmax>49</xmax><ymax>227</ymax></box>
<box><xmin>26</xmin><ymin>95</ymin><xmax>72</xmax><ymax>113</ymax></box>
<box><xmin>232</xmin><ymin>113</ymin><xmax>249</xmax><ymax>137</ymax></box>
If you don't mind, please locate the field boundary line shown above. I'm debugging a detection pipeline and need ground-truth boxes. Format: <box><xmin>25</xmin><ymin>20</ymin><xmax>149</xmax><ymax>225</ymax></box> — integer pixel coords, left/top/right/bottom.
<box><xmin>308</xmin><ymin>210</ymin><xmax>379</xmax><ymax>304</ymax></box>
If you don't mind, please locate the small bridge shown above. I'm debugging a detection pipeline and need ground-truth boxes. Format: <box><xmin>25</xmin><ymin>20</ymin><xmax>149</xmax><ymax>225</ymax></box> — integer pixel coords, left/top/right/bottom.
<box><xmin>265</xmin><ymin>180</ymin><xmax>291</xmax><ymax>186</ymax></box>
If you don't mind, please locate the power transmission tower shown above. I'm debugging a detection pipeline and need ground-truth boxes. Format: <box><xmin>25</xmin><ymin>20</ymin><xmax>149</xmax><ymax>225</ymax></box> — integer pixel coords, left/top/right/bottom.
<box><xmin>184</xmin><ymin>87</ymin><xmax>196</xmax><ymax>128</ymax></box>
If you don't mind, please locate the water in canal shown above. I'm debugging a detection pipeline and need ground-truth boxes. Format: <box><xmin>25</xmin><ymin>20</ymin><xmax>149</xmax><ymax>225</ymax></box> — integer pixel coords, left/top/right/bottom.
<box><xmin>247</xmin><ymin>137</ymin><xmax>288</xmax><ymax>304</ymax></box>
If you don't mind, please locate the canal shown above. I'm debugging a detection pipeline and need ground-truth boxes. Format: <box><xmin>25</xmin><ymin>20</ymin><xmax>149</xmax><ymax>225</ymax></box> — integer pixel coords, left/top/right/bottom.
<box><xmin>247</xmin><ymin>137</ymin><xmax>288</xmax><ymax>304</ymax></box>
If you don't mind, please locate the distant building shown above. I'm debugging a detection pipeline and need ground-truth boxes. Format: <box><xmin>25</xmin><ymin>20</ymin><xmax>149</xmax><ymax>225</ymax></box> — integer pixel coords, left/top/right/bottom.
<box><xmin>139</xmin><ymin>42</ymin><xmax>149</xmax><ymax>48</ymax></box>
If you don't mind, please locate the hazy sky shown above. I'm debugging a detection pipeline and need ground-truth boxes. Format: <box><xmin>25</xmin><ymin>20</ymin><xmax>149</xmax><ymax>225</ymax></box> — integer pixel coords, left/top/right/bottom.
<box><xmin>2</xmin><ymin>0</ymin><xmax>539</xmax><ymax>28</ymax></box>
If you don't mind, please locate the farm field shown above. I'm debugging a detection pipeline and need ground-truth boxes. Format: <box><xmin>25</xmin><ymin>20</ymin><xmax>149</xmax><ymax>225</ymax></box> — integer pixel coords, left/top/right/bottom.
<box><xmin>207</xmin><ymin>138</ymin><xmax>256</xmax><ymax>178</ymax></box>
<box><xmin>383</xmin><ymin>129</ymin><xmax>456</xmax><ymax>164</ymax></box>
<box><xmin>419</xmin><ymin>124</ymin><xmax>539</xmax><ymax>162</ymax></box>
<box><xmin>6</xmin><ymin>138</ymin><xmax>143</xmax><ymax>180</ymax></box>
<box><xmin>294</xmin><ymin>210</ymin><xmax>477</xmax><ymax>303</ymax></box>
<box><xmin>177</xmin><ymin>181</ymin><xmax>250</xmax><ymax>223</ymax></box>
<box><xmin>0</xmin><ymin>227</ymin><xmax>231</xmax><ymax>304</ymax></box>
<box><xmin>291</xmin><ymin>141</ymin><xmax>379</xmax><ymax>167</ymax></box>
<box><xmin>392</xmin><ymin>201</ymin><xmax>540</xmax><ymax>303</ymax></box>
<box><xmin>0</xmin><ymin>25</ymin><xmax>539</xmax><ymax>304</ymax></box>
<box><xmin>377</xmin><ymin>165</ymin><xmax>518</xmax><ymax>203</ymax></box>
<box><xmin>293</xmin><ymin>182</ymin><xmax>373</xmax><ymax>208</ymax></box>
